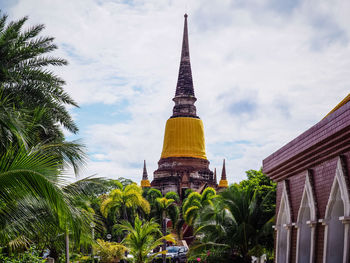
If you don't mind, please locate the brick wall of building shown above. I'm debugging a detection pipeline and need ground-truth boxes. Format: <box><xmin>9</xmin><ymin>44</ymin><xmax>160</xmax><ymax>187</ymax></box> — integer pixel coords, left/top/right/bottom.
<box><xmin>266</xmin><ymin>101</ymin><xmax>350</xmax><ymax>262</ymax></box>
<box><xmin>275</xmin><ymin>154</ymin><xmax>350</xmax><ymax>262</ymax></box>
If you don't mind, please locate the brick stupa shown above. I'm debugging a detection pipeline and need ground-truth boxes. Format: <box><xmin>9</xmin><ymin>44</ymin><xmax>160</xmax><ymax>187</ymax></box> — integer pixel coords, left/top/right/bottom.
<box><xmin>149</xmin><ymin>14</ymin><xmax>219</xmax><ymax>197</ymax></box>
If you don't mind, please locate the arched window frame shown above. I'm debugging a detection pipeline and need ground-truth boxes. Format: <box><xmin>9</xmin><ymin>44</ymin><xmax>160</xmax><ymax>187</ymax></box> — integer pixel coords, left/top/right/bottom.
<box><xmin>323</xmin><ymin>156</ymin><xmax>350</xmax><ymax>263</ymax></box>
<box><xmin>295</xmin><ymin>171</ymin><xmax>317</xmax><ymax>263</ymax></box>
<box><xmin>275</xmin><ymin>180</ymin><xmax>292</xmax><ymax>263</ymax></box>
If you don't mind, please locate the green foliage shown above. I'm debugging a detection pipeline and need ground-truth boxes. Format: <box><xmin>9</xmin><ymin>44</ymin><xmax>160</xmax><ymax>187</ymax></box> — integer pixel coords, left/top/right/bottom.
<box><xmin>182</xmin><ymin>187</ymin><xmax>216</xmax><ymax>225</ymax></box>
<box><xmin>116</xmin><ymin>217</ymin><xmax>175</xmax><ymax>263</ymax></box>
<box><xmin>145</xmin><ymin>188</ymin><xmax>162</xmax><ymax>206</ymax></box>
<box><xmin>0</xmin><ymin>145</ymin><xmax>70</xmax><ymax>242</ymax></box>
<box><xmin>0</xmin><ymin>12</ymin><xmax>78</xmax><ymax>139</ymax></box>
<box><xmin>187</xmin><ymin>171</ymin><xmax>276</xmax><ymax>262</ymax></box>
<box><xmin>183</xmin><ymin>189</ymin><xmax>193</xmax><ymax>199</ymax></box>
<box><xmin>93</xmin><ymin>239</ymin><xmax>126</xmax><ymax>263</ymax></box>
<box><xmin>100</xmin><ymin>183</ymin><xmax>150</xmax><ymax>223</ymax></box>
<box><xmin>155</xmin><ymin>197</ymin><xmax>180</xmax><ymax>233</ymax></box>
<box><xmin>190</xmin><ymin>184</ymin><xmax>274</xmax><ymax>262</ymax></box>
<box><xmin>239</xmin><ymin>169</ymin><xmax>276</xmax><ymax>215</ymax></box>
<box><xmin>164</xmin><ymin>191</ymin><xmax>180</xmax><ymax>203</ymax></box>
<box><xmin>0</xmin><ymin>246</ymin><xmax>46</xmax><ymax>263</ymax></box>
<box><xmin>117</xmin><ymin>177</ymin><xmax>134</xmax><ymax>188</ymax></box>
<box><xmin>187</xmin><ymin>246</ymin><xmax>230</xmax><ymax>263</ymax></box>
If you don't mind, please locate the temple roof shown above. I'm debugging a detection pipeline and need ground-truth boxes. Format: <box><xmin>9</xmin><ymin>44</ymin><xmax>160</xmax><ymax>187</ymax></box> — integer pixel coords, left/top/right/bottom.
<box><xmin>175</xmin><ymin>14</ymin><xmax>195</xmax><ymax>98</ymax></box>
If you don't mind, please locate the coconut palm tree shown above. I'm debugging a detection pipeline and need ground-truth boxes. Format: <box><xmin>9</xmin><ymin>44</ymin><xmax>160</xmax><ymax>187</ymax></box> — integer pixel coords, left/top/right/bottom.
<box><xmin>100</xmin><ymin>183</ymin><xmax>150</xmax><ymax>222</ymax></box>
<box><xmin>116</xmin><ymin>217</ymin><xmax>175</xmax><ymax>263</ymax></box>
<box><xmin>182</xmin><ymin>187</ymin><xmax>216</xmax><ymax>225</ymax></box>
<box><xmin>0</xmin><ymin>144</ymin><xmax>75</xmax><ymax>245</ymax></box>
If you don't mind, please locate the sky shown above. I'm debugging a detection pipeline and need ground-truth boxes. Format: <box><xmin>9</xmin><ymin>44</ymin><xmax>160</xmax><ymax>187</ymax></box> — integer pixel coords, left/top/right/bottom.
<box><xmin>2</xmin><ymin>0</ymin><xmax>350</xmax><ymax>184</ymax></box>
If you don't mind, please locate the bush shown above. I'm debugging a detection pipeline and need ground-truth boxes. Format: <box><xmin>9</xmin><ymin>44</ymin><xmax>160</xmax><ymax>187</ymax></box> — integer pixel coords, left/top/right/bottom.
<box><xmin>0</xmin><ymin>246</ymin><xmax>45</xmax><ymax>263</ymax></box>
<box><xmin>94</xmin><ymin>239</ymin><xmax>126</xmax><ymax>263</ymax></box>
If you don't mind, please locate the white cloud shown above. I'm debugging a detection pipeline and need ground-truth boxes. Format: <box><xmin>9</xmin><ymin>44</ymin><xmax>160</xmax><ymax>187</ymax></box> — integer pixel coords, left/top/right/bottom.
<box><xmin>5</xmin><ymin>0</ymin><xmax>350</xmax><ymax>183</ymax></box>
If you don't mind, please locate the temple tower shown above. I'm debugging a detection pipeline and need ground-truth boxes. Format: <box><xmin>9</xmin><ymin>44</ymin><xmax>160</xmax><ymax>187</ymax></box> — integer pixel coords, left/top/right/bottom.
<box><xmin>218</xmin><ymin>159</ymin><xmax>228</xmax><ymax>189</ymax></box>
<box><xmin>151</xmin><ymin>14</ymin><xmax>217</xmax><ymax>197</ymax></box>
<box><xmin>140</xmin><ymin>160</ymin><xmax>150</xmax><ymax>188</ymax></box>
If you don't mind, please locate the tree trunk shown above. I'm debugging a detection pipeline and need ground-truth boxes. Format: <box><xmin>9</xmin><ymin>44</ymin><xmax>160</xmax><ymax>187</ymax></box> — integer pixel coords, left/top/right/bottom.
<box><xmin>123</xmin><ymin>206</ymin><xmax>128</xmax><ymax>221</ymax></box>
<box><xmin>162</xmin><ymin>211</ymin><xmax>167</xmax><ymax>263</ymax></box>
<box><xmin>65</xmin><ymin>231</ymin><xmax>69</xmax><ymax>263</ymax></box>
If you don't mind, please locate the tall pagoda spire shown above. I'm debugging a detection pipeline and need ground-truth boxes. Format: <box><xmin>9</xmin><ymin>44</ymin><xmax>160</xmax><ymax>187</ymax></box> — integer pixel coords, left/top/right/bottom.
<box><xmin>141</xmin><ymin>160</ymin><xmax>150</xmax><ymax>188</ymax></box>
<box><xmin>142</xmin><ymin>160</ymin><xmax>148</xmax><ymax>180</ymax></box>
<box><xmin>219</xmin><ymin>159</ymin><xmax>228</xmax><ymax>188</ymax></box>
<box><xmin>172</xmin><ymin>14</ymin><xmax>198</xmax><ymax>118</ymax></box>
<box><xmin>214</xmin><ymin>168</ymin><xmax>217</xmax><ymax>185</ymax></box>
<box><xmin>152</xmin><ymin>14</ymin><xmax>215</xmax><ymax>197</ymax></box>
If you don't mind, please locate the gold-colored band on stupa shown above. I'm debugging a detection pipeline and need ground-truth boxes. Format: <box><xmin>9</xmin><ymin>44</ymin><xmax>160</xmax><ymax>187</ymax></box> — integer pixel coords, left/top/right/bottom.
<box><xmin>219</xmin><ymin>179</ymin><xmax>228</xmax><ymax>188</ymax></box>
<box><xmin>141</xmin><ymin>179</ymin><xmax>151</xmax><ymax>187</ymax></box>
<box><xmin>161</xmin><ymin>117</ymin><xmax>207</xmax><ymax>159</ymax></box>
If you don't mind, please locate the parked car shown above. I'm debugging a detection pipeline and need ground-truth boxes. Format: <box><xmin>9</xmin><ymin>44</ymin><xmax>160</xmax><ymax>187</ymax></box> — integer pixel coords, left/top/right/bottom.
<box><xmin>153</xmin><ymin>246</ymin><xmax>188</xmax><ymax>263</ymax></box>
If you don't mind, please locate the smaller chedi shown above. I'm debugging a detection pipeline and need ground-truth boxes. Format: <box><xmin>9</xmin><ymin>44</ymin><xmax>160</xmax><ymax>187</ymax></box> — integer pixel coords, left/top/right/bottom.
<box><xmin>218</xmin><ymin>159</ymin><xmax>229</xmax><ymax>189</ymax></box>
<box><xmin>140</xmin><ymin>160</ymin><xmax>150</xmax><ymax>188</ymax></box>
<box><xmin>140</xmin><ymin>14</ymin><xmax>228</xmax><ymax>197</ymax></box>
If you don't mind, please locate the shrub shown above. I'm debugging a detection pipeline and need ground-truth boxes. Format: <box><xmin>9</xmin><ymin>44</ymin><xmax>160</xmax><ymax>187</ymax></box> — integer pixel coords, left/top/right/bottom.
<box><xmin>94</xmin><ymin>239</ymin><xmax>126</xmax><ymax>263</ymax></box>
<box><xmin>0</xmin><ymin>246</ymin><xmax>45</xmax><ymax>263</ymax></box>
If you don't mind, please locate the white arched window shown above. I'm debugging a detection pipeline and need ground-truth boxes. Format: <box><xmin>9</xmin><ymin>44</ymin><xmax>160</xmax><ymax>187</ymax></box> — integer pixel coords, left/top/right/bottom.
<box><xmin>295</xmin><ymin>171</ymin><xmax>317</xmax><ymax>263</ymax></box>
<box><xmin>323</xmin><ymin>157</ymin><xmax>350</xmax><ymax>263</ymax></box>
<box><xmin>276</xmin><ymin>180</ymin><xmax>292</xmax><ymax>263</ymax></box>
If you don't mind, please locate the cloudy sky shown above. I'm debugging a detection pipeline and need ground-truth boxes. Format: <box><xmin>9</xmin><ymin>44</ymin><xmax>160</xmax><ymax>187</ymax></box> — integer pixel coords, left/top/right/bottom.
<box><xmin>2</xmin><ymin>0</ymin><xmax>350</xmax><ymax>183</ymax></box>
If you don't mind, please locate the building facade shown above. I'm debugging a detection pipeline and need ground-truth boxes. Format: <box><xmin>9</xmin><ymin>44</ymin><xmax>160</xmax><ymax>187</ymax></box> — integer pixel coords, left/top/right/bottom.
<box><xmin>141</xmin><ymin>14</ymin><xmax>227</xmax><ymax>197</ymax></box>
<box><xmin>263</xmin><ymin>95</ymin><xmax>350</xmax><ymax>263</ymax></box>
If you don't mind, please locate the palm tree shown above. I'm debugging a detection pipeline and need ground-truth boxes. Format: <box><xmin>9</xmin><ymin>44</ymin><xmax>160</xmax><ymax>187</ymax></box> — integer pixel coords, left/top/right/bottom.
<box><xmin>0</xmin><ymin>13</ymin><xmax>78</xmax><ymax>137</ymax></box>
<box><xmin>117</xmin><ymin>217</ymin><xmax>175</xmax><ymax>263</ymax></box>
<box><xmin>155</xmin><ymin>196</ymin><xmax>179</xmax><ymax>263</ymax></box>
<box><xmin>0</xmin><ymin>13</ymin><xmax>86</xmax><ymax>177</ymax></box>
<box><xmin>0</xmin><ymin>91</ymin><xmax>27</xmax><ymax>152</ymax></box>
<box><xmin>182</xmin><ymin>187</ymin><xmax>216</xmax><ymax>225</ymax></box>
<box><xmin>145</xmin><ymin>188</ymin><xmax>162</xmax><ymax>207</ymax></box>
<box><xmin>192</xmin><ymin>185</ymin><xmax>274</xmax><ymax>262</ymax></box>
<box><xmin>0</xmin><ymin>144</ymin><xmax>75</xmax><ymax>246</ymax></box>
<box><xmin>0</xmin><ymin>12</ymin><xmax>90</xmax><ymax>262</ymax></box>
<box><xmin>100</xmin><ymin>183</ymin><xmax>150</xmax><ymax>222</ymax></box>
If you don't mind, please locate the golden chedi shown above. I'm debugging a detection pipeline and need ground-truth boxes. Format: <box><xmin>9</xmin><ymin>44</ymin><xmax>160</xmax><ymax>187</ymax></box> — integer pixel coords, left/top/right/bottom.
<box><xmin>161</xmin><ymin>117</ymin><xmax>206</xmax><ymax>159</ymax></box>
<box><xmin>149</xmin><ymin>14</ymin><xmax>222</xmax><ymax>197</ymax></box>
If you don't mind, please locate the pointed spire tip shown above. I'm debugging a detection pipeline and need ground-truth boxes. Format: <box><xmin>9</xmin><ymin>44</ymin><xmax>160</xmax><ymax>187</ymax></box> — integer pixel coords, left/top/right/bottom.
<box><xmin>184</xmin><ymin>13</ymin><xmax>188</xmax><ymax>18</ymax></box>
<box><xmin>142</xmin><ymin>160</ymin><xmax>148</xmax><ymax>180</ymax></box>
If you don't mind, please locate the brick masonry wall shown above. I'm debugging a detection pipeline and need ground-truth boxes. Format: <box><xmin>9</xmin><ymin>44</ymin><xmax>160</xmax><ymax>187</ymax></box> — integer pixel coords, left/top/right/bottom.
<box><xmin>274</xmin><ymin>153</ymin><xmax>350</xmax><ymax>263</ymax></box>
<box><xmin>313</xmin><ymin>158</ymin><xmax>338</xmax><ymax>218</ymax></box>
<box><xmin>315</xmin><ymin>225</ymin><xmax>325</xmax><ymax>263</ymax></box>
<box><xmin>291</xmin><ymin>228</ymin><xmax>297</xmax><ymax>263</ymax></box>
